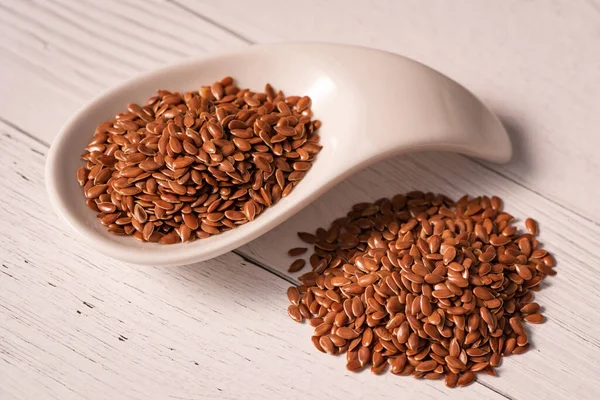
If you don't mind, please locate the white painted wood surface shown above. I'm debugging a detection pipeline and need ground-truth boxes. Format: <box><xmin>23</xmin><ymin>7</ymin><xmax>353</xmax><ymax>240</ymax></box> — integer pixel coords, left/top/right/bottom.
<box><xmin>0</xmin><ymin>1</ymin><xmax>599</xmax><ymax>399</ymax></box>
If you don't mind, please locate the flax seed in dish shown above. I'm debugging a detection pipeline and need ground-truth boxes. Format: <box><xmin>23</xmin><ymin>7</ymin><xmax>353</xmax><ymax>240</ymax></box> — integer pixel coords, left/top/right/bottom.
<box><xmin>77</xmin><ymin>77</ymin><xmax>322</xmax><ymax>244</ymax></box>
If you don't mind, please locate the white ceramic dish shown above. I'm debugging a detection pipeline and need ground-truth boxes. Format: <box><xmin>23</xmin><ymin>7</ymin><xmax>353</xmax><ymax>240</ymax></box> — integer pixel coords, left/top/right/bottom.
<box><xmin>46</xmin><ymin>43</ymin><xmax>511</xmax><ymax>266</ymax></box>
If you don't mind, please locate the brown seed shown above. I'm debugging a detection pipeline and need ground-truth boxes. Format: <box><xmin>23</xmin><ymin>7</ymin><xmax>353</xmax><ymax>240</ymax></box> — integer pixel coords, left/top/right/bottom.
<box><xmin>326</xmin><ymin>289</ymin><xmax>341</xmax><ymax>303</ymax></box>
<box><xmin>253</xmin><ymin>154</ymin><xmax>272</xmax><ymax>173</ymax></box>
<box><xmin>76</xmin><ymin>166</ymin><xmax>89</xmax><ymax>186</ymax></box>
<box><xmin>319</xmin><ymin>336</ymin><xmax>336</xmax><ymax>355</ymax></box>
<box><xmin>525</xmin><ymin>218</ymin><xmax>538</xmax><ymax>236</ymax></box>
<box><xmin>509</xmin><ymin>317</ymin><xmax>525</xmax><ymax>336</ymax></box>
<box><xmin>447</xmin><ymin>338</ymin><xmax>460</xmax><ymax>358</ymax></box>
<box><xmin>139</xmin><ymin>159</ymin><xmax>161</xmax><ymax>171</ymax></box>
<box><xmin>288</xmin><ymin>247</ymin><xmax>308</xmax><ymax>257</ymax></box>
<box><xmin>298</xmin><ymin>232</ymin><xmax>317</xmax><ymax>244</ymax></box>
<box><xmin>470</xmin><ymin>362</ymin><xmax>489</xmax><ymax>372</ymax></box>
<box><xmin>337</xmin><ymin>327</ymin><xmax>358</xmax><ymax>340</ymax></box>
<box><xmin>288</xmin><ymin>259</ymin><xmax>306</xmax><ymax>273</ymax></box>
<box><xmin>358</xmin><ymin>274</ymin><xmax>378</xmax><ymax>287</ymax></box>
<box><xmin>457</xmin><ymin>371</ymin><xmax>476</xmax><ymax>386</ymax></box>
<box><xmin>346</xmin><ymin>360</ymin><xmax>363</xmax><ymax>372</ymax></box>
<box><xmin>445</xmin><ymin>356</ymin><xmax>466</xmax><ymax>371</ymax></box>
<box><xmin>274</xmin><ymin>125</ymin><xmax>296</xmax><ymax>136</ymax></box>
<box><xmin>466</xmin><ymin>348</ymin><xmax>487</xmax><ymax>357</ymax></box>
<box><xmin>287</xmin><ymin>287</ymin><xmax>300</xmax><ymax>305</ymax></box>
<box><xmin>516</xmin><ymin>264</ymin><xmax>533</xmax><ymax>280</ymax></box>
<box><xmin>182</xmin><ymin>213</ymin><xmax>199</xmax><ymax>230</ymax></box>
<box><xmin>512</xmin><ymin>343</ymin><xmax>530</xmax><ymax>354</ymax></box>
<box><xmin>520</xmin><ymin>302</ymin><xmax>540</xmax><ymax>314</ymax></box>
<box><xmin>330</xmin><ymin>334</ymin><xmax>346</xmax><ymax>347</ymax></box>
<box><xmin>445</xmin><ymin>373</ymin><xmax>458</xmax><ymax>388</ymax></box>
<box><xmin>351</xmin><ymin>297</ymin><xmax>364</xmax><ymax>317</ymax></box>
<box><xmin>299</xmin><ymin>304</ymin><xmax>311</xmax><ymax>319</ymax></box>
<box><xmin>85</xmin><ymin>184</ymin><xmax>107</xmax><ymax>199</ymax></box>
<box><xmin>424</xmin><ymin>372</ymin><xmax>444</xmax><ymax>380</ymax></box>
<box><xmin>100</xmin><ymin>213</ymin><xmax>120</xmax><ymax>226</ymax></box>
<box><xmin>79</xmin><ymin>79</ymin><xmax>322</xmax><ymax>243</ymax></box>
<box><xmin>517</xmin><ymin>334</ymin><xmax>528</xmax><ymax>347</ymax></box>
<box><xmin>404</xmin><ymin>272</ymin><xmax>424</xmax><ymax>284</ymax></box>
<box><xmin>119</xmin><ymin>187</ymin><xmax>142</xmax><ymax>196</ymax></box>
<box><xmin>314</xmin><ymin>323</ymin><xmax>333</xmax><ymax>337</ymax></box>
<box><xmin>407</xmin><ymin>333</ymin><xmax>419</xmax><ymax>350</ymax></box>
<box><xmin>97</xmin><ymin>202</ymin><xmax>116</xmax><ymax>213</ymax></box>
<box><xmin>142</xmin><ymin>222</ymin><xmax>154</xmax><ymax>241</ymax></box>
<box><xmin>296</xmin><ymin>96</ymin><xmax>311</xmax><ymax>111</ymax></box>
<box><xmin>288</xmin><ymin>305</ymin><xmax>302</xmax><ymax>322</ymax></box>
<box><xmin>432</xmin><ymin>289</ymin><xmax>454</xmax><ymax>299</ymax></box>
<box><xmin>159</xmin><ymin>231</ymin><xmax>179</xmax><ymax>244</ymax></box>
<box><xmin>490</xmin><ymin>196</ymin><xmax>502</xmax><ymax>211</ymax></box>
<box><xmin>490</xmin><ymin>353</ymin><xmax>501</xmax><ymax>367</ymax></box>
<box><xmin>480</xmin><ymin>307</ymin><xmax>494</xmax><ymax>326</ymax></box>
<box><xmin>443</xmin><ymin>247</ymin><xmax>457</xmax><ymax>264</ymax></box>
<box><xmin>415</xmin><ymin>360</ymin><xmax>437</xmax><ymax>372</ymax></box>
<box><xmin>361</xmin><ymin>328</ymin><xmax>373</xmax><ymax>347</ymax></box>
<box><xmin>243</xmin><ymin>201</ymin><xmax>256</xmax><ymax>221</ymax></box>
<box><xmin>473</xmin><ymin>286</ymin><xmax>494</xmax><ymax>301</ymax></box>
<box><xmin>542</xmin><ymin>254</ymin><xmax>555</xmax><ymax>268</ymax></box>
<box><xmin>133</xmin><ymin>204</ymin><xmax>148</xmax><ymax>224</ymax></box>
<box><xmin>490</xmin><ymin>234</ymin><xmax>511</xmax><ymax>246</ymax></box>
<box><xmin>311</xmin><ymin>336</ymin><xmax>325</xmax><ymax>353</ymax></box>
<box><xmin>358</xmin><ymin>346</ymin><xmax>371</xmax><ymax>366</ymax></box>
<box><xmin>523</xmin><ymin>313</ymin><xmax>545</xmax><ymax>324</ymax></box>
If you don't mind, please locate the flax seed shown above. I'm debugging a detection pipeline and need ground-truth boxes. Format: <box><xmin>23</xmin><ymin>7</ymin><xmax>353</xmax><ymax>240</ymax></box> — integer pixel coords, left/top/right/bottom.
<box><xmin>78</xmin><ymin>78</ymin><xmax>321</xmax><ymax>243</ymax></box>
<box><xmin>284</xmin><ymin>193</ymin><xmax>556</xmax><ymax>388</ymax></box>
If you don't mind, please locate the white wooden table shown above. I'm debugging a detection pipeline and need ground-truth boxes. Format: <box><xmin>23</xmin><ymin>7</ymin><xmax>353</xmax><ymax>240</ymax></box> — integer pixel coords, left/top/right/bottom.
<box><xmin>1</xmin><ymin>1</ymin><xmax>599</xmax><ymax>399</ymax></box>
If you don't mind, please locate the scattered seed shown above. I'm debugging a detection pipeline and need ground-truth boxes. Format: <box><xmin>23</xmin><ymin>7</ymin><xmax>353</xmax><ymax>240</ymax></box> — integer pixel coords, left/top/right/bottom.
<box><xmin>288</xmin><ymin>247</ymin><xmax>308</xmax><ymax>257</ymax></box>
<box><xmin>288</xmin><ymin>259</ymin><xmax>306</xmax><ymax>273</ymax></box>
<box><xmin>520</xmin><ymin>302</ymin><xmax>540</xmax><ymax>314</ymax></box>
<box><xmin>298</xmin><ymin>232</ymin><xmax>317</xmax><ymax>244</ymax></box>
<box><xmin>523</xmin><ymin>313</ymin><xmax>545</xmax><ymax>324</ymax></box>
<box><xmin>287</xmin><ymin>286</ymin><xmax>300</xmax><ymax>305</ymax></box>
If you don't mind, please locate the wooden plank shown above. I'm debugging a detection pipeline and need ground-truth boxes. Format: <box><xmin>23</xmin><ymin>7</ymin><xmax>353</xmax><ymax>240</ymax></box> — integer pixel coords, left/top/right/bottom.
<box><xmin>181</xmin><ymin>0</ymin><xmax>600</xmax><ymax>221</ymax></box>
<box><xmin>0</xmin><ymin>1</ymin><xmax>598</xmax><ymax>398</ymax></box>
<box><xmin>0</xmin><ymin>122</ymin><xmax>506</xmax><ymax>399</ymax></box>
<box><xmin>0</xmin><ymin>0</ymin><xmax>246</xmax><ymax>143</ymax></box>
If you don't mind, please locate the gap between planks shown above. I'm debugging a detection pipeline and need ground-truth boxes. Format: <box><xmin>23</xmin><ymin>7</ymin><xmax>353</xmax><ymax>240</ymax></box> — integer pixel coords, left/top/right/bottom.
<box><xmin>1</xmin><ymin>106</ymin><xmax>512</xmax><ymax>400</ymax></box>
<box><xmin>0</xmin><ymin>0</ymin><xmax>593</xmax><ymax>228</ymax></box>
<box><xmin>163</xmin><ymin>0</ymin><xmax>596</xmax><ymax>231</ymax></box>
<box><xmin>164</xmin><ymin>0</ymin><xmax>253</xmax><ymax>44</ymax></box>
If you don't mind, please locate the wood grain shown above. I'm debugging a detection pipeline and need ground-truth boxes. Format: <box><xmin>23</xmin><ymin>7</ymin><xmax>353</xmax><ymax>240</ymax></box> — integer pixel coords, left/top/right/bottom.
<box><xmin>0</xmin><ymin>121</ymin><xmax>503</xmax><ymax>400</ymax></box>
<box><xmin>186</xmin><ymin>0</ymin><xmax>600</xmax><ymax>222</ymax></box>
<box><xmin>0</xmin><ymin>0</ymin><xmax>599</xmax><ymax>398</ymax></box>
<box><xmin>0</xmin><ymin>0</ymin><xmax>246</xmax><ymax>144</ymax></box>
